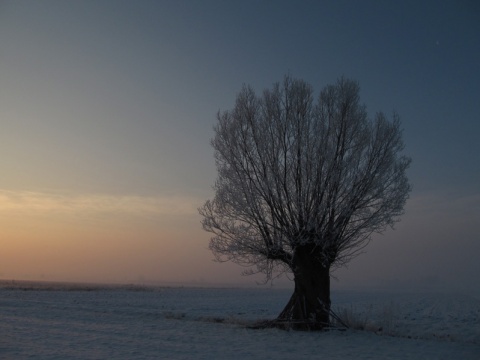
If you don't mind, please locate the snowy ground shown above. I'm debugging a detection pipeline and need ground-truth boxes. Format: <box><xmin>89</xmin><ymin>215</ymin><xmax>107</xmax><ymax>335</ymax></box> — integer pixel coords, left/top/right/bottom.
<box><xmin>0</xmin><ymin>281</ymin><xmax>479</xmax><ymax>359</ymax></box>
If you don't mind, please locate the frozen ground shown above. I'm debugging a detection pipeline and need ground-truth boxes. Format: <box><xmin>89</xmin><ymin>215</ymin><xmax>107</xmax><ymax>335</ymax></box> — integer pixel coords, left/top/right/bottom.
<box><xmin>0</xmin><ymin>281</ymin><xmax>479</xmax><ymax>359</ymax></box>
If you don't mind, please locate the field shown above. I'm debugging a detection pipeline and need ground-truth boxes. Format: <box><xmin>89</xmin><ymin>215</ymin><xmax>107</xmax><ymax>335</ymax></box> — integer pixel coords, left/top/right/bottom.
<box><xmin>1</xmin><ymin>280</ymin><xmax>479</xmax><ymax>359</ymax></box>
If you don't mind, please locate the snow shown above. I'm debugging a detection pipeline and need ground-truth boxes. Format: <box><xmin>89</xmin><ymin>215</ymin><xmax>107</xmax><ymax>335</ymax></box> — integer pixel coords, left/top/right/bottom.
<box><xmin>0</xmin><ymin>282</ymin><xmax>479</xmax><ymax>359</ymax></box>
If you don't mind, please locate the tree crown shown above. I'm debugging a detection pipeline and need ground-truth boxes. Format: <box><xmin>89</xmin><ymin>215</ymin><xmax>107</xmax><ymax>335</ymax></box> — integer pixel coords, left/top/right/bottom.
<box><xmin>199</xmin><ymin>76</ymin><xmax>411</xmax><ymax>279</ymax></box>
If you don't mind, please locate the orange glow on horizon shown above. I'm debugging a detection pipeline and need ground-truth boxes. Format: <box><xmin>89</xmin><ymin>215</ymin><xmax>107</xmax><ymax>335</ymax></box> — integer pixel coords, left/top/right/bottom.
<box><xmin>0</xmin><ymin>189</ymin><xmax>211</xmax><ymax>284</ymax></box>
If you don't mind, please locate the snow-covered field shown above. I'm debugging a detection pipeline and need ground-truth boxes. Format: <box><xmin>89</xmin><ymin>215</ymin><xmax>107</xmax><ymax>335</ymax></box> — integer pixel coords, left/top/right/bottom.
<box><xmin>1</xmin><ymin>281</ymin><xmax>479</xmax><ymax>359</ymax></box>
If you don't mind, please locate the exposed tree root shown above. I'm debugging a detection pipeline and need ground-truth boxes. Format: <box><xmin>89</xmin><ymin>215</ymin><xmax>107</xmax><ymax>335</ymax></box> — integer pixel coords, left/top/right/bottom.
<box><xmin>247</xmin><ymin>305</ymin><xmax>348</xmax><ymax>331</ymax></box>
<box><xmin>248</xmin><ymin>317</ymin><xmax>347</xmax><ymax>331</ymax></box>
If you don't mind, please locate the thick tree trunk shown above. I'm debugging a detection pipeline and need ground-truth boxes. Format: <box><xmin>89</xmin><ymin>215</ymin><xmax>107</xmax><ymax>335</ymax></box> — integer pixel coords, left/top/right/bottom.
<box><xmin>276</xmin><ymin>246</ymin><xmax>331</xmax><ymax>330</ymax></box>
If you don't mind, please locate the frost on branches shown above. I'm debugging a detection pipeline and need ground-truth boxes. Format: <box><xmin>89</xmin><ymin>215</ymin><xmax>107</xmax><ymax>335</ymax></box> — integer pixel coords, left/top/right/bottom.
<box><xmin>199</xmin><ymin>76</ymin><xmax>411</xmax><ymax>330</ymax></box>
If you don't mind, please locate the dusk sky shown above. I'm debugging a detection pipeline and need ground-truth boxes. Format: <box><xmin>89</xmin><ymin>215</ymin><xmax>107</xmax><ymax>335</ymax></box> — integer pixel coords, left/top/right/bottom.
<box><xmin>1</xmin><ymin>1</ymin><xmax>479</xmax><ymax>292</ymax></box>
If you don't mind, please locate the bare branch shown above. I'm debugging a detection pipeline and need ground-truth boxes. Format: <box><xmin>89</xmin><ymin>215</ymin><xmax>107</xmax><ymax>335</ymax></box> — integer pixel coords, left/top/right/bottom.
<box><xmin>199</xmin><ymin>76</ymin><xmax>411</xmax><ymax>281</ymax></box>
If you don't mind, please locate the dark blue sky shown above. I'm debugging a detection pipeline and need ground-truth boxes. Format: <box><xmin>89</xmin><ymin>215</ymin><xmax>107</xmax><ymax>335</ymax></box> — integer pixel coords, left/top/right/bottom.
<box><xmin>0</xmin><ymin>0</ymin><xmax>479</xmax><ymax>291</ymax></box>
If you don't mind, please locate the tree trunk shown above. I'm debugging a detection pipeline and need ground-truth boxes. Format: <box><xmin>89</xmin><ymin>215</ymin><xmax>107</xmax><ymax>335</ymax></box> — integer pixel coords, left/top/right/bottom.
<box><xmin>276</xmin><ymin>245</ymin><xmax>331</xmax><ymax>330</ymax></box>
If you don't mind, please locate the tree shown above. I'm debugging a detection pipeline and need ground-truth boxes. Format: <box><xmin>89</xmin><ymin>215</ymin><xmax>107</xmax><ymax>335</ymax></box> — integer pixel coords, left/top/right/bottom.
<box><xmin>199</xmin><ymin>76</ymin><xmax>411</xmax><ymax>330</ymax></box>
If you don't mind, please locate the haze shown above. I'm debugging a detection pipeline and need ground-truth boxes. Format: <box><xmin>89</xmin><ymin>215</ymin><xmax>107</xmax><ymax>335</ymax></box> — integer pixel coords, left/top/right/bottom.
<box><xmin>1</xmin><ymin>1</ymin><xmax>479</xmax><ymax>293</ymax></box>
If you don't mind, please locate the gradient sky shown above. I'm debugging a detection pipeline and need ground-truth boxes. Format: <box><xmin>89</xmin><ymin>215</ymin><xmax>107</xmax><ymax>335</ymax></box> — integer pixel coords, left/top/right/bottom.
<box><xmin>1</xmin><ymin>1</ymin><xmax>479</xmax><ymax>292</ymax></box>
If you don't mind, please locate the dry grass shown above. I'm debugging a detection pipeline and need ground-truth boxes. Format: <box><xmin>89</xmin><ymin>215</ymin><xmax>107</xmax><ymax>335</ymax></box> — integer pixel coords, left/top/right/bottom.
<box><xmin>332</xmin><ymin>302</ymin><xmax>399</xmax><ymax>335</ymax></box>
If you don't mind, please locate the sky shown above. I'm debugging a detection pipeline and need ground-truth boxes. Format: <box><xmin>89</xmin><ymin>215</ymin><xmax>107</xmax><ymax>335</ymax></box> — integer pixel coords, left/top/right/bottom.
<box><xmin>0</xmin><ymin>0</ymin><xmax>479</xmax><ymax>292</ymax></box>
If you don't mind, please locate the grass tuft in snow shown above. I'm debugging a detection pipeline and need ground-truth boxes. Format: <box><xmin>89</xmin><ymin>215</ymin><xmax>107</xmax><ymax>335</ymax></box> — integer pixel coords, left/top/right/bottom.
<box><xmin>333</xmin><ymin>301</ymin><xmax>400</xmax><ymax>335</ymax></box>
<box><xmin>333</xmin><ymin>305</ymin><xmax>370</xmax><ymax>330</ymax></box>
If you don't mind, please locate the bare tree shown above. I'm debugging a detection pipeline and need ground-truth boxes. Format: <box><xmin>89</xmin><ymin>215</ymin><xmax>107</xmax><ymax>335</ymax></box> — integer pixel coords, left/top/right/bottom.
<box><xmin>199</xmin><ymin>76</ymin><xmax>411</xmax><ymax>330</ymax></box>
